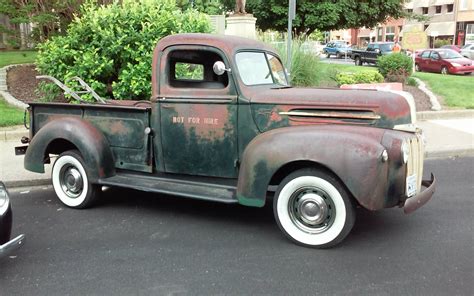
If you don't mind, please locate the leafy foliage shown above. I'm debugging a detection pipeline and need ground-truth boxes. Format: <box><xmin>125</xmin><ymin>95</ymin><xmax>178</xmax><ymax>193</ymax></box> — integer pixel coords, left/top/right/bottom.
<box><xmin>0</xmin><ymin>0</ymin><xmax>116</xmax><ymax>47</ymax></box>
<box><xmin>377</xmin><ymin>53</ymin><xmax>413</xmax><ymax>83</ymax></box>
<box><xmin>36</xmin><ymin>0</ymin><xmax>211</xmax><ymax>101</ymax></box>
<box><xmin>176</xmin><ymin>0</ymin><xmax>232</xmax><ymax>14</ymax></box>
<box><xmin>335</xmin><ymin>71</ymin><xmax>384</xmax><ymax>86</ymax></box>
<box><xmin>247</xmin><ymin>0</ymin><xmax>406</xmax><ymax>36</ymax></box>
<box><xmin>272</xmin><ymin>39</ymin><xmax>321</xmax><ymax>87</ymax></box>
<box><xmin>434</xmin><ymin>39</ymin><xmax>452</xmax><ymax>48</ymax></box>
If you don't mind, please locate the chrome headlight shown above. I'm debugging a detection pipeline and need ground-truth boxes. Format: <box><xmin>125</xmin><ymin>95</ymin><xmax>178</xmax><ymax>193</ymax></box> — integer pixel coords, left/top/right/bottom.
<box><xmin>0</xmin><ymin>182</ymin><xmax>10</xmax><ymax>216</ymax></box>
<box><xmin>401</xmin><ymin>140</ymin><xmax>410</xmax><ymax>164</ymax></box>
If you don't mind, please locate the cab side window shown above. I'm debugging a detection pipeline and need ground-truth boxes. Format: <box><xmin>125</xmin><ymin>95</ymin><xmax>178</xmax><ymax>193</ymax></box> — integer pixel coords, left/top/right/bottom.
<box><xmin>421</xmin><ymin>51</ymin><xmax>431</xmax><ymax>58</ymax></box>
<box><xmin>168</xmin><ymin>50</ymin><xmax>229</xmax><ymax>89</ymax></box>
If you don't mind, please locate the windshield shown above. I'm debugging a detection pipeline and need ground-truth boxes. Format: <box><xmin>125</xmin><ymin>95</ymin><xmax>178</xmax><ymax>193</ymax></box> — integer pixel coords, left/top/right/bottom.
<box><xmin>380</xmin><ymin>43</ymin><xmax>394</xmax><ymax>52</ymax></box>
<box><xmin>438</xmin><ymin>49</ymin><xmax>463</xmax><ymax>59</ymax></box>
<box><xmin>236</xmin><ymin>52</ymin><xmax>288</xmax><ymax>86</ymax></box>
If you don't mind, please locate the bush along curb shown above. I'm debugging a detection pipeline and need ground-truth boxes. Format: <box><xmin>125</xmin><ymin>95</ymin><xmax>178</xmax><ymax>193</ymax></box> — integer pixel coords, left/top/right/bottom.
<box><xmin>0</xmin><ymin>64</ymin><xmax>33</xmax><ymax>110</ymax></box>
<box><xmin>412</xmin><ymin>77</ymin><xmax>442</xmax><ymax>111</ymax></box>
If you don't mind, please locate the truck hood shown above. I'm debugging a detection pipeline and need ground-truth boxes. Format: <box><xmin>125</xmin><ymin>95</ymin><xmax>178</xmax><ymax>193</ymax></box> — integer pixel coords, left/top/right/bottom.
<box><xmin>248</xmin><ymin>87</ymin><xmax>415</xmax><ymax>132</ymax></box>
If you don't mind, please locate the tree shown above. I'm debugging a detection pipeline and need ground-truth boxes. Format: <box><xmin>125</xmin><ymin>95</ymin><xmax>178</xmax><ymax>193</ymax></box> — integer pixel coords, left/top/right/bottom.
<box><xmin>36</xmin><ymin>0</ymin><xmax>211</xmax><ymax>100</ymax></box>
<box><xmin>246</xmin><ymin>0</ymin><xmax>407</xmax><ymax>36</ymax></box>
<box><xmin>0</xmin><ymin>0</ymin><xmax>113</xmax><ymax>47</ymax></box>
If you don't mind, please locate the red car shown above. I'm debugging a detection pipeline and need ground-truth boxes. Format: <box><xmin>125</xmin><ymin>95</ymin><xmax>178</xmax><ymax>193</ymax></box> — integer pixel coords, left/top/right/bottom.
<box><xmin>415</xmin><ymin>49</ymin><xmax>474</xmax><ymax>75</ymax></box>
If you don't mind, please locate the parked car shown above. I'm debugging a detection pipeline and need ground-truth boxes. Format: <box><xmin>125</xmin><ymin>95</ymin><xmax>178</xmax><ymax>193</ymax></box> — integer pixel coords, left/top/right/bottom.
<box><xmin>0</xmin><ymin>182</ymin><xmax>25</xmax><ymax>258</ymax></box>
<box><xmin>460</xmin><ymin>43</ymin><xmax>474</xmax><ymax>60</ymax></box>
<box><xmin>323</xmin><ymin>41</ymin><xmax>352</xmax><ymax>58</ymax></box>
<box><xmin>351</xmin><ymin>42</ymin><xmax>394</xmax><ymax>65</ymax></box>
<box><xmin>415</xmin><ymin>49</ymin><xmax>474</xmax><ymax>74</ymax></box>
<box><xmin>16</xmin><ymin>33</ymin><xmax>435</xmax><ymax>249</ymax></box>
<box><xmin>440</xmin><ymin>45</ymin><xmax>461</xmax><ymax>53</ymax></box>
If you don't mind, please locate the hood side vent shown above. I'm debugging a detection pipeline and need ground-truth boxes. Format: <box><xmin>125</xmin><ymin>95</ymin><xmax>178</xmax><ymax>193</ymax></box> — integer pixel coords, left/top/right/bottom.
<box><xmin>279</xmin><ymin>109</ymin><xmax>380</xmax><ymax>124</ymax></box>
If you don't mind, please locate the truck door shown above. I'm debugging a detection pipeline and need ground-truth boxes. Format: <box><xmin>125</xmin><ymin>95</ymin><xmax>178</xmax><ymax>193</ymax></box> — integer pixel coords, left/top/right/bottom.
<box><xmin>157</xmin><ymin>46</ymin><xmax>238</xmax><ymax>178</ymax></box>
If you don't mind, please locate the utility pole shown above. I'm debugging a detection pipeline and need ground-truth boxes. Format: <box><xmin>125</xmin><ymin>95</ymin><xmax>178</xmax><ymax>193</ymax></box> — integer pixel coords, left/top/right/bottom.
<box><xmin>287</xmin><ymin>0</ymin><xmax>296</xmax><ymax>75</ymax></box>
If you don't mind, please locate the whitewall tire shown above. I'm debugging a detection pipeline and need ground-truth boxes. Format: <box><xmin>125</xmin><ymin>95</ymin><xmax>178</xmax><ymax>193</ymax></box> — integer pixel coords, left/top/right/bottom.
<box><xmin>273</xmin><ymin>169</ymin><xmax>355</xmax><ymax>248</ymax></box>
<box><xmin>52</xmin><ymin>150</ymin><xmax>99</xmax><ymax>209</ymax></box>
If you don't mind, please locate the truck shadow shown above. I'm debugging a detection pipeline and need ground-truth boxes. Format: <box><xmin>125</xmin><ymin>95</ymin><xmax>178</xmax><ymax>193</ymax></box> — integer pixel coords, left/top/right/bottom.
<box><xmin>97</xmin><ymin>187</ymin><xmax>407</xmax><ymax>247</ymax></box>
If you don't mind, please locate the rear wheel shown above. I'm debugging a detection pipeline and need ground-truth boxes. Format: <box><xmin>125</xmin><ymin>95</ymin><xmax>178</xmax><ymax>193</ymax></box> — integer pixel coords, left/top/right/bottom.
<box><xmin>326</xmin><ymin>53</ymin><xmax>331</xmax><ymax>58</ymax></box>
<box><xmin>354</xmin><ymin>56</ymin><xmax>362</xmax><ymax>66</ymax></box>
<box><xmin>273</xmin><ymin>169</ymin><xmax>355</xmax><ymax>248</ymax></box>
<box><xmin>441</xmin><ymin>66</ymin><xmax>448</xmax><ymax>75</ymax></box>
<box><xmin>52</xmin><ymin>150</ymin><xmax>99</xmax><ymax>209</ymax></box>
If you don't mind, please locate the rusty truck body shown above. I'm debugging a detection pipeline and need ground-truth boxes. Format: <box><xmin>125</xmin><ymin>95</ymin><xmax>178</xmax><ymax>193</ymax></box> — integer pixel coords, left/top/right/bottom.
<box><xmin>17</xmin><ymin>34</ymin><xmax>435</xmax><ymax>248</ymax></box>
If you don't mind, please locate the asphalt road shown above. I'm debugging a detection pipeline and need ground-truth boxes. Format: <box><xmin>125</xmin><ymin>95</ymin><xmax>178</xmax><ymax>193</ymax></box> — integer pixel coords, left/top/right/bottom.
<box><xmin>1</xmin><ymin>157</ymin><xmax>473</xmax><ymax>295</ymax></box>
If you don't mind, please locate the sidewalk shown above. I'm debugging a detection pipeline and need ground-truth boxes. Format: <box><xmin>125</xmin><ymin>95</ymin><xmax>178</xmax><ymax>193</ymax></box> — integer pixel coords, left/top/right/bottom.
<box><xmin>0</xmin><ymin>113</ymin><xmax>473</xmax><ymax>188</ymax></box>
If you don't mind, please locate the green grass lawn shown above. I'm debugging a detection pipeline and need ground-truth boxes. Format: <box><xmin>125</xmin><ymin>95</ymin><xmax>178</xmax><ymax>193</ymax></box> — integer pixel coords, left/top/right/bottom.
<box><xmin>0</xmin><ymin>95</ymin><xmax>24</xmax><ymax>127</ymax></box>
<box><xmin>316</xmin><ymin>62</ymin><xmax>474</xmax><ymax>109</ymax></box>
<box><xmin>412</xmin><ymin>72</ymin><xmax>474</xmax><ymax>109</ymax></box>
<box><xmin>0</xmin><ymin>50</ymin><xmax>37</xmax><ymax>68</ymax></box>
<box><xmin>315</xmin><ymin>63</ymin><xmax>378</xmax><ymax>87</ymax></box>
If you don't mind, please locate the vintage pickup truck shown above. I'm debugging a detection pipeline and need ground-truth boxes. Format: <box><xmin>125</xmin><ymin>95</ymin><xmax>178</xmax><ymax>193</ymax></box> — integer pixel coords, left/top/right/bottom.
<box><xmin>16</xmin><ymin>34</ymin><xmax>435</xmax><ymax>248</ymax></box>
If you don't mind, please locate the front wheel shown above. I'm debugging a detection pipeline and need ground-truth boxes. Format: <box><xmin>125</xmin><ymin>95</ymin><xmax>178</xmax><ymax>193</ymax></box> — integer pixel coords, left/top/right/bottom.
<box><xmin>441</xmin><ymin>66</ymin><xmax>448</xmax><ymax>75</ymax></box>
<box><xmin>52</xmin><ymin>150</ymin><xmax>99</xmax><ymax>209</ymax></box>
<box><xmin>273</xmin><ymin>169</ymin><xmax>355</xmax><ymax>248</ymax></box>
<box><xmin>415</xmin><ymin>63</ymin><xmax>421</xmax><ymax>72</ymax></box>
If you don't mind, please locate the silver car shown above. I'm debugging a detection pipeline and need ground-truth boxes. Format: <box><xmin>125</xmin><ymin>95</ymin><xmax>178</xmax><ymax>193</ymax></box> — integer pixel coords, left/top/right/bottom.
<box><xmin>460</xmin><ymin>44</ymin><xmax>474</xmax><ymax>60</ymax></box>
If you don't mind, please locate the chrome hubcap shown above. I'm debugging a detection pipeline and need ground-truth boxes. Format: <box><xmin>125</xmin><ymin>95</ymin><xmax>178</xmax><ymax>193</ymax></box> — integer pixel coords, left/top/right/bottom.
<box><xmin>288</xmin><ymin>187</ymin><xmax>335</xmax><ymax>234</ymax></box>
<box><xmin>60</xmin><ymin>165</ymin><xmax>83</xmax><ymax>198</ymax></box>
<box><xmin>298</xmin><ymin>193</ymin><xmax>328</xmax><ymax>225</ymax></box>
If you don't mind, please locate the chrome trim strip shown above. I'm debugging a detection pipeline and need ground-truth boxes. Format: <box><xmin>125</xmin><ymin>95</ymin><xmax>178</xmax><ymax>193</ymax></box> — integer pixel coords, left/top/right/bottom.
<box><xmin>279</xmin><ymin>111</ymin><xmax>381</xmax><ymax>120</ymax></box>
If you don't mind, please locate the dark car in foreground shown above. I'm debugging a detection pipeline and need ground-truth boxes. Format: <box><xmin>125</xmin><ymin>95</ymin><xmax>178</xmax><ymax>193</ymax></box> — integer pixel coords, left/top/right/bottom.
<box><xmin>0</xmin><ymin>182</ymin><xmax>25</xmax><ymax>258</ymax></box>
<box><xmin>415</xmin><ymin>49</ymin><xmax>474</xmax><ymax>75</ymax></box>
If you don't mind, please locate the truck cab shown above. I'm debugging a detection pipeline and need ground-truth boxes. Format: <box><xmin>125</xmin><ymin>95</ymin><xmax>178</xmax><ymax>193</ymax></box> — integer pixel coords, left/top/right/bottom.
<box><xmin>19</xmin><ymin>34</ymin><xmax>435</xmax><ymax>248</ymax></box>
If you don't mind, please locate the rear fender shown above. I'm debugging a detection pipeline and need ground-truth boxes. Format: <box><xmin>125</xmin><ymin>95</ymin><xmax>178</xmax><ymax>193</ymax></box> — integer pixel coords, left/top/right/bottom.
<box><xmin>236</xmin><ymin>125</ymin><xmax>388</xmax><ymax>210</ymax></box>
<box><xmin>25</xmin><ymin>117</ymin><xmax>115</xmax><ymax>182</ymax></box>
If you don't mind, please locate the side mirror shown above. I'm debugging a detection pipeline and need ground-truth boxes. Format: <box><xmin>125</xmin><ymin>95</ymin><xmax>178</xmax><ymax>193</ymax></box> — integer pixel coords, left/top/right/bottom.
<box><xmin>213</xmin><ymin>61</ymin><xmax>231</xmax><ymax>76</ymax></box>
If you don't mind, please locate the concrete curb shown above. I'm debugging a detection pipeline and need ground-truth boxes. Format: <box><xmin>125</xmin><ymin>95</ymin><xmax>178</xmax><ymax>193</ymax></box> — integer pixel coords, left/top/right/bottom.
<box><xmin>3</xmin><ymin>178</ymin><xmax>51</xmax><ymax>189</ymax></box>
<box><xmin>412</xmin><ymin>77</ymin><xmax>442</xmax><ymax>111</ymax></box>
<box><xmin>425</xmin><ymin>146</ymin><xmax>474</xmax><ymax>159</ymax></box>
<box><xmin>0</xmin><ymin>64</ymin><xmax>35</xmax><ymax>110</ymax></box>
<box><xmin>417</xmin><ymin>110</ymin><xmax>474</xmax><ymax>120</ymax></box>
<box><xmin>1</xmin><ymin>129</ymin><xmax>28</xmax><ymax>141</ymax></box>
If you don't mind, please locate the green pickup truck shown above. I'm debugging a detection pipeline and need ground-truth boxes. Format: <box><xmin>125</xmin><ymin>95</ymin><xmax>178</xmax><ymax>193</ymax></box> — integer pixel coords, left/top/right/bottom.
<box><xmin>17</xmin><ymin>34</ymin><xmax>435</xmax><ymax>248</ymax></box>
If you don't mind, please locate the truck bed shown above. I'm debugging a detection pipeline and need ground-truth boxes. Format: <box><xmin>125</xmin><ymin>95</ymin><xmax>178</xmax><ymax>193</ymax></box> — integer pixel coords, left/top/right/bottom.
<box><xmin>29</xmin><ymin>101</ymin><xmax>153</xmax><ymax>173</ymax></box>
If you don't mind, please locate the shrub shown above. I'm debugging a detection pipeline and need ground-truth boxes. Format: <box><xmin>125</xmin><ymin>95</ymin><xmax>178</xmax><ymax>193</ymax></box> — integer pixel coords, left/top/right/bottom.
<box><xmin>406</xmin><ymin>77</ymin><xmax>419</xmax><ymax>87</ymax></box>
<box><xmin>434</xmin><ymin>39</ymin><xmax>452</xmax><ymax>48</ymax></box>
<box><xmin>377</xmin><ymin>53</ymin><xmax>413</xmax><ymax>83</ymax></box>
<box><xmin>272</xmin><ymin>39</ymin><xmax>321</xmax><ymax>87</ymax></box>
<box><xmin>335</xmin><ymin>71</ymin><xmax>384</xmax><ymax>85</ymax></box>
<box><xmin>36</xmin><ymin>0</ymin><xmax>211</xmax><ymax>101</ymax></box>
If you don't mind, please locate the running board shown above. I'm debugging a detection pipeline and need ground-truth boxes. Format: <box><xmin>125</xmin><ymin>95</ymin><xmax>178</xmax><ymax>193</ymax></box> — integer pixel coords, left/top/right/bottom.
<box><xmin>98</xmin><ymin>173</ymin><xmax>238</xmax><ymax>204</ymax></box>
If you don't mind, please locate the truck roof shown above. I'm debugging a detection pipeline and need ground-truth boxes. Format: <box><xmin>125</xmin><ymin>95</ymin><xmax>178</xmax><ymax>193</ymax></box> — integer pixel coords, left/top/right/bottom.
<box><xmin>153</xmin><ymin>33</ymin><xmax>277</xmax><ymax>56</ymax></box>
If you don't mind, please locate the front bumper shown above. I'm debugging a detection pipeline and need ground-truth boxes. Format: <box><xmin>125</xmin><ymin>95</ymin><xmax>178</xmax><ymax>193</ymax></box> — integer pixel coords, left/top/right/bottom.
<box><xmin>0</xmin><ymin>234</ymin><xmax>25</xmax><ymax>258</ymax></box>
<box><xmin>449</xmin><ymin>66</ymin><xmax>474</xmax><ymax>74</ymax></box>
<box><xmin>404</xmin><ymin>173</ymin><xmax>436</xmax><ymax>214</ymax></box>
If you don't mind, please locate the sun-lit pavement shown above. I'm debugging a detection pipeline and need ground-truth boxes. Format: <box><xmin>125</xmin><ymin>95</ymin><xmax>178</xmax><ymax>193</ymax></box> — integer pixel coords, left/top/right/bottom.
<box><xmin>1</xmin><ymin>157</ymin><xmax>472</xmax><ymax>295</ymax></box>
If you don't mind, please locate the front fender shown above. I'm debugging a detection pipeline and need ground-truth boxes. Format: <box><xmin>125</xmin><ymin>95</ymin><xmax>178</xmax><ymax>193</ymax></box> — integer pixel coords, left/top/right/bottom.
<box><xmin>25</xmin><ymin>117</ymin><xmax>115</xmax><ymax>182</ymax></box>
<box><xmin>236</xmin><ymin>125</ymin><xmax>389</xmax><ymax>210</ymax></box>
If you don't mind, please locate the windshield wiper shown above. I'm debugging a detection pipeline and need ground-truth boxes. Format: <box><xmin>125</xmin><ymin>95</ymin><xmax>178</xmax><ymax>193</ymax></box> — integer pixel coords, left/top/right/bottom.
<box><xmin>271</xmin><ymin>85</ymin><xmax>292</xmax><ymax>89</ymax></box>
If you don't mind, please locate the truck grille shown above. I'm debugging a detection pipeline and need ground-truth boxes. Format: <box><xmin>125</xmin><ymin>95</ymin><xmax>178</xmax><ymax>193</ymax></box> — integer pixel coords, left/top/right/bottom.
<box><xmin>406</xmin><ymin>134</ymin><xmax>424</xmax><ymax>195</ymax></box>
